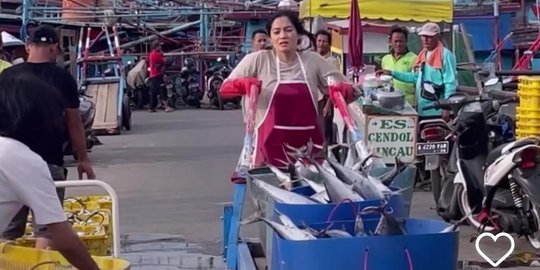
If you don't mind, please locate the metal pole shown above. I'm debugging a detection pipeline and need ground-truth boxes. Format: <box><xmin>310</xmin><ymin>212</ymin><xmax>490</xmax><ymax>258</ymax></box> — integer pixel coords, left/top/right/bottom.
<box><xmin>494</xmin><ymin>0</ymin><xmax>501</xmax><ymax>70</ymax></box>
<box><xmin>118</xmin><ymin>20</ymin><xmax>200</xmax><ymax>50</ymax></box>
<box><xmin>20</xmin><ymin>0</ymin><xmax>30</xmax><ymax>40</ymax></box>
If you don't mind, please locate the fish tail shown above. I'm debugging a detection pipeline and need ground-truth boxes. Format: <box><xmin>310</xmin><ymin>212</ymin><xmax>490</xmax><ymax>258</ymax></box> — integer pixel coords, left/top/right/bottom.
<box><xmin>240</xmin><ymin>210</ymin><xmax>264</xmax><ymax>225</ymax></box>
<box><xmin>388</xmin><ymin>185</ymin><xmax>414</xmax><ymax>197</ymax></box>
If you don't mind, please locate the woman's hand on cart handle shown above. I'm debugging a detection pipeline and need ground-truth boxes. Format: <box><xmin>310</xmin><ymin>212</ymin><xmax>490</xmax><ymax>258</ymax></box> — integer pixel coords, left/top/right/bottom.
<box><xmin>219</xmin><ymin>77</ymin><xmax>262</xmax><ymax>98</ymax></box>
<box><xmin>329</xmin><ymin>82</ymin><xmax>356</xmax><ymax>103</ymax></box>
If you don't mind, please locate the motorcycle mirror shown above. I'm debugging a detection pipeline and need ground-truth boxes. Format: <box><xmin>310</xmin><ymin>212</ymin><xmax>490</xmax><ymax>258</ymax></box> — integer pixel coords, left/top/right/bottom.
<box><xmin>502</xmin><ymin>77</ymin><xmax>513</xmax><ymax>84</ymax></box>
<box><xmin>423</xmin><ymin>83</ymin><xmax>436</xmax><ymax>94</ymax></box>
<box><xmin>484</xmin><ymin>77</ymin><xmax>500</xmax><ymax>86</ymax></box>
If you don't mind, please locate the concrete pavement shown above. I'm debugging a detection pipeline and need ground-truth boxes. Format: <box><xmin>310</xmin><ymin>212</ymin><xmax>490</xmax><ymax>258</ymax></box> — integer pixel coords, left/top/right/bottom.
<box><xmin>63</xmin><ymin>108</ymin><xmax>538</xmax><ymax>269</ymax></box>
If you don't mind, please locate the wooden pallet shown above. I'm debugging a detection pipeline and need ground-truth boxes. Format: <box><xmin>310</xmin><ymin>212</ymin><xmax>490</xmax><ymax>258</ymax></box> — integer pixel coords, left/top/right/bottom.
<box><xmin>86</xmin><ymin>82</ymin><xmax>120</xmax><ymax>135</ymax></box>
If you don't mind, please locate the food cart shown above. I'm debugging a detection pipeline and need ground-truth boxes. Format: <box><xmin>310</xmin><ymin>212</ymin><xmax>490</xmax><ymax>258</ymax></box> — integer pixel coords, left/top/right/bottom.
<box><xmin>299</xmin><ymin>0</ymin><xmax>454</xmax><ymax>165</ymax></box>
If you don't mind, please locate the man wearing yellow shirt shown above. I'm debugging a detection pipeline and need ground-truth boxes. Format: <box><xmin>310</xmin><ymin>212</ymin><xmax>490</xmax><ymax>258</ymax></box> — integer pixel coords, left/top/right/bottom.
<box><xmin>381</xmin><ymin>25</ymin><xmax>417</xmax><ymax>107</ymax></box>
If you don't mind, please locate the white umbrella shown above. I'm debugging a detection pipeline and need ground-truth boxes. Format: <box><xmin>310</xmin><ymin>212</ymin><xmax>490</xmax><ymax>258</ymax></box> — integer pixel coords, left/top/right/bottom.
<box><xmin>1</xmin><ymin>31</ymin><xmax>24</xmax><ymax>47</ymax></box>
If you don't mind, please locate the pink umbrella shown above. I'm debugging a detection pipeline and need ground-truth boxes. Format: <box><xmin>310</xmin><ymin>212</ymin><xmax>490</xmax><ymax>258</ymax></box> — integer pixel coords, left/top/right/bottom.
<box><xmin>348</xmin><ymin>0</ymin><xmax>364</xmax><ymax>81</ymax></box>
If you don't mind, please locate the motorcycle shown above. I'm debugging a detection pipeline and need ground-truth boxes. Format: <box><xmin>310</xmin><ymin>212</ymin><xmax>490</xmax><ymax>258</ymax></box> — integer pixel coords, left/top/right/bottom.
<box><xmin>178</xmin><ymin>68</ymin><xmax>202</xmax><ymax>108</ymax></box>
<box><xmin>63</xmin><ymin>83</ymin><xmax>101</xmax><ymax>160</ymax></box>
<box><xmin>416</xmin><ymin>116</ymin><xmax>452</xmax><ymax>202</ymax></box>
<box><xmin>163</xmin><ymin>73</ymin><xmax>181</xmax><ymax>109</ymax></box>
<box><xmin>205</xmin><ymin>58</ymin><xmax>239</xmax><ymax>110</ymax></box>
<box><xmin>426</xmin><ymin>88</ymin><xmax>540</xmax><ymax>248</ymax></box>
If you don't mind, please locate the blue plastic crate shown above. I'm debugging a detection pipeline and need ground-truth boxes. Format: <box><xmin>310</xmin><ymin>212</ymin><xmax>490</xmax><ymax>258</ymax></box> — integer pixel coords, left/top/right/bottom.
<box><xmin>274</xmin><ymin>185</ymin><xmax>406</xmax><ymax>225</ymax></box>
<box><xmin>270</xmin><ymin>219</ymin><xmax>459</xmax><ymax>270</ymax></box>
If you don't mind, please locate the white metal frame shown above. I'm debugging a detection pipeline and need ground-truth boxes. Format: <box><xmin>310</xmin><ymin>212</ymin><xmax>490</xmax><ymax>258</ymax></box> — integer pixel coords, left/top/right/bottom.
<box><xmin>54</xmin><ymin>180</ymin><xmax>121</xmax><ymax>257</ymax></box>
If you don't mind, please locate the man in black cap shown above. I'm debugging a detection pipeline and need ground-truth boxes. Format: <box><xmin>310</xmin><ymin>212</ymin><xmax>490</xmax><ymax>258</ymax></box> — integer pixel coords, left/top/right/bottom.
<box><xmin>1</xmin><ymin>24</ymin><xmax>96</xmax><ymax>248</ymax></box>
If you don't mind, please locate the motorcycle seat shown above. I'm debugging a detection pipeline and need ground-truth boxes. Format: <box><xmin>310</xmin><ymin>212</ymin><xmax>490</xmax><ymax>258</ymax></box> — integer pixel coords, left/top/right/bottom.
<box><xmin>486</xmin><ymin>143</ymin><xmax>506</xmax><ymax>166</ymax></box>
<box><xmin>486</xmin><ymin>138</ymin><xmax>540</xmax><ymax>166</ymax></box>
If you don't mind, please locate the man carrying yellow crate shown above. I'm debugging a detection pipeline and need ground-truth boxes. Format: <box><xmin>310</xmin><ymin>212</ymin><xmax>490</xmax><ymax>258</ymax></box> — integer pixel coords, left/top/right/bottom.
<box><xmin>0</xmin><ymin>70</ymin><xmax>99</xmax><ymax>269</ymax></box>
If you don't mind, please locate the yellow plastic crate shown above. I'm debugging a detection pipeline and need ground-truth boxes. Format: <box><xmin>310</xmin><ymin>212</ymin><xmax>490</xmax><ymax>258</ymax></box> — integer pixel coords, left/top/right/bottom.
<box><xmin>517</xmin><ymin>87</ymin><xmax>540</xmax><ymax>111</ymax></box>
<box><xmin>516</xmin><ymin>129</ymin><xmax>540</xmax><ymax>139</ymax></box>
<box><xmin>0</xmin><ymin>242</ymin><xmax>130</xmax><ymax>270</ymax></box>
<box><xmin>516</xmin><ymin>114</ymin><xmax>540</xmax><ymax>125</ymax></box>
<box><xmin>517</xmin><ymin>107</ymin><xmax>540</xmax><ymax>119</ymax></box>
<box><xmin>63</xmin><ymin>196</ymin><xmax>112</xmax><ymax>213</ymax></box>
<box><xmin>518</xmin><ymin>76</ymin><xmax>540</xmax><ymax>88</ymax></box>
<box><xmin>15</xmin><ymin>223</ymin><xmax>111</xmax><ymax>256</ymax></box>
<box><xmin>516</xmin><ymin>123</ymin><xmax>540</xmax><ymax>132</ymax></box>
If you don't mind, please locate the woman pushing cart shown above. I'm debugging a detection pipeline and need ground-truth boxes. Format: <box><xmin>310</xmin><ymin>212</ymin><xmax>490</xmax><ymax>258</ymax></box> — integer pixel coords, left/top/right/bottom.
<box><xmin>220</xmin><ymin>11</ymin><xmax>360</xmax><ymax>170</ymax></box>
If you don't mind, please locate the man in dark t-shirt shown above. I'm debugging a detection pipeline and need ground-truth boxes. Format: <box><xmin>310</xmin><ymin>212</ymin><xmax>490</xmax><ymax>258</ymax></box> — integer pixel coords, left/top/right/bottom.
<box><xmin>1</xmin><ymin>25</ymin><xmax>95</xmax><ymax>248</ymax></box>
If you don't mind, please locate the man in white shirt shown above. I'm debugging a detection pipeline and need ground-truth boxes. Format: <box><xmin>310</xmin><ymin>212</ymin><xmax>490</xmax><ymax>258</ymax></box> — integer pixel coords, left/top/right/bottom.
<box><xmin>0</xmin><ymin>73</ymin><xmax>99</xmax><ymax>270</ymax></box>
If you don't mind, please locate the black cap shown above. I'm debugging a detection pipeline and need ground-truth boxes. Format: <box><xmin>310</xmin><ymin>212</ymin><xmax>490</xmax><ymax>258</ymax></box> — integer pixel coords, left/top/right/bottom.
<box><xmin>28</xmin><ymin>25</ymin><xmax>59</xmax><ymax>44</ymax></box>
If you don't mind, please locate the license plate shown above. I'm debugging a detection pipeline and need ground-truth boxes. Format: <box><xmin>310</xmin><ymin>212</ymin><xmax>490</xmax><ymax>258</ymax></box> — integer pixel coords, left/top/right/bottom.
<box><xmin>416</xmin><ymin>141</ymin><xmax>449</xmax><ymax>156</ymax></box>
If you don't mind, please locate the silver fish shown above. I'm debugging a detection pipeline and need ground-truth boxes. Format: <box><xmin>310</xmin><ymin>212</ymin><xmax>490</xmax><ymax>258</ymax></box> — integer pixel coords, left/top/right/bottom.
<box><xmin>308</xmin><ymin>157</ymin><xmax>364</xmax><ymax>203</ymax></box>
<box><xmin>252</xmin><ymin>179</ymin><xmax>318</xmax><ymax>205</ymax></box>
<box><xmin>266</xmin><ymin>163</ymin><xmax>293</xmax><ymax>190</ymax></box>
<box><xmin>354</xmin><ymin>213</ymin><xmax>365</xmax><ymax>236</ymax></box>
<box><xmin>378</xmin><ymin>157</ymin><xmax>405</xmax><ymax>186</ymax></box>
<box><xmin>361</xmin><ymin>203</ymin><xmax>407</xmax><ymax>236</ymax></box>
<box><xmin>310</xmin><ymin>190</ymin><xmax>330</xmax><ymax>204</ymax></box>
<box><xmin>242</xmin><ymin>212</ymin><xmax>316</xmax><ymax>241</ymax></box>
<box><xmin>344</xmin><ymin>144</ymin><xmax>359</xmax><ymax>169</ymax></box>
<box><xmin>321</xmin><ymin>160</ymin><xmax>337</xmax><ymax>176</ymax></box>
<box><xmin>325</xmin><ymin>229</ymin><xmax>353</xmax><ymax>238</ymax></box>
<box><xmin>301</xmin><ymin>177</ymin><xmax>325</xmax><ymax>193</ymax></box>
<box><xmin>328</xmin><ymin>160</ymin><xmax>391</xmax><ymax>200</ymax></box>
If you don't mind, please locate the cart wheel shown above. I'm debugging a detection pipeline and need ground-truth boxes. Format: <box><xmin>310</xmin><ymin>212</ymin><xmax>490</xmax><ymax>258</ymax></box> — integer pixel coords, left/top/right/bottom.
<box><xmin>122</xmin><ymin>95</ymin><xmax>132</xmax><ymax>131</ymax></box>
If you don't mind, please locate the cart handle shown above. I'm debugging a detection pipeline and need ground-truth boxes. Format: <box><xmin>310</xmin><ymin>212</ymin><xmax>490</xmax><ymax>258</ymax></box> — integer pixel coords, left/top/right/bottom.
<box><xmin>329</xmin><ymin>86</ymin><xmax>361</xmax><ymax>142</ymax></box>
<box><xmin>54</xmin><ymin>180</ymin><xmax>120</xmax><ymax>257</ymax></box>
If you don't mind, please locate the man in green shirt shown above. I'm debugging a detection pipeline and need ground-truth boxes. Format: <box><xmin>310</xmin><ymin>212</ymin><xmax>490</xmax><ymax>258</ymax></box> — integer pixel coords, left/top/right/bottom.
<box><xmin>379</xmin><ymin>23</ymin><xmax>457</xmax><ymax>119</ymax></box>
<box><xmin>381</xmin><ymin>25</ymin><xmax>417</xmax><ymax>107</ymax></box>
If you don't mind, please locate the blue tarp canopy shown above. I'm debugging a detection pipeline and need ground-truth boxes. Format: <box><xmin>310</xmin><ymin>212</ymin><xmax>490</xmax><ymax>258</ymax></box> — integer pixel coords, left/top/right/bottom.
<box><xmin>453</xmin><ymin>13</ymin><xmax>513</xmax><ymax>52</ymax></box>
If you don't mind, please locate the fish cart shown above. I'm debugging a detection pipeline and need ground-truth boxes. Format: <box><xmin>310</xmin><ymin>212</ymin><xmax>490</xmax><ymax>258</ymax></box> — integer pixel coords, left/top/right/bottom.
<box><xmin>222</xmin><ymin>82</ymin><xmax>458</xmax><ymax>270</ymax></box>
<box><xmin>222</xmin><ymin>175</ymin><xmax>459</xmax><ymax>270</ymax></box>
<box><xmin>77</xmin><ymin>26</ymin><xmax>132</xmax><ymax>135</ymax></box>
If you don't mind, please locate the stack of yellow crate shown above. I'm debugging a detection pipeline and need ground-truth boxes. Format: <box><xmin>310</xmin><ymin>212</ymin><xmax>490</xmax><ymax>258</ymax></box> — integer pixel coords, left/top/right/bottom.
<box><xmin>516</xmin><ymin>76</ymin><xmax>540</xmax><ymax>139</ymax></box>
<box><xmin>14</xmin><ymin>196</ymin><xmax>113</xmax><ymax>256</ymax></box>
<box><xmin>0</xmin><ymin>242</ymin><xmax>130</xmax><ymax>270</ymax></box>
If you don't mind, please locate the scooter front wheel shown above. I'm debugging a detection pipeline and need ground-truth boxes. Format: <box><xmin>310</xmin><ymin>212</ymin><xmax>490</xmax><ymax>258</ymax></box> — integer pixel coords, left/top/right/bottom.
<box><xmin>457</xmin><ymin>184</ymin><xmax>497</xmax><ymax>232</ymax></box>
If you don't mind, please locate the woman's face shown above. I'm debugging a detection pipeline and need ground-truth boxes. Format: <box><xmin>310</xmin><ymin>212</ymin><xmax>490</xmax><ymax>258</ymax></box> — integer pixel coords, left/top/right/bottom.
<box><xmin>270</xmin><ymin>16</ymin><xmax>298</xmax><ymax>54</ymax></box>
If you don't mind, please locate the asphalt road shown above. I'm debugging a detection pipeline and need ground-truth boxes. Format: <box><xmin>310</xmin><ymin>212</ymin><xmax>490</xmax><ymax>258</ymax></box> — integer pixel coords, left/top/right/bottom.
<box><xmin>63</xmin><ymin>107</ymin><xmax>538</xmax><ymax>269</ymax></box>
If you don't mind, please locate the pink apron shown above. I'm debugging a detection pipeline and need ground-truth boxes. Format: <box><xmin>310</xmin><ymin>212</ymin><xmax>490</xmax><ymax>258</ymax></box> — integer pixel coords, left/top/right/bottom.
<box><xmin>253</xmin><ymin>53</ymin><xmax>324</xmax><ymax>167</ymax></box>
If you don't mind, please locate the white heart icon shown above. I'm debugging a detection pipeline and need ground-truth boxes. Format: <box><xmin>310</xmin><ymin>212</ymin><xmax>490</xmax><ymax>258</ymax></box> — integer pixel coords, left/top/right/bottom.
<box><xmin>475</xmin><ymin>232</ymin><xmax>515</xmax><ymax>267</ymax></box>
